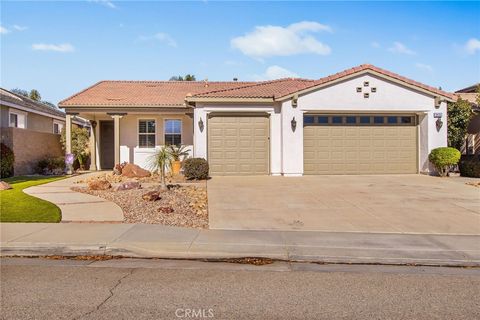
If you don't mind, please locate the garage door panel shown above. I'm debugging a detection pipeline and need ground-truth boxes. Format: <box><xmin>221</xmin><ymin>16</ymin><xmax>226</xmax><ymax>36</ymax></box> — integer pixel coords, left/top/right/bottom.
<box><xmin>208</xmin><ymin>115</ymin><xmax>269</xmax><ymax>176</ymax></box>
<box><xmin>304</xmin><ymin>122</ymin><xmax>417</xmax><ymax>175</ymax></box>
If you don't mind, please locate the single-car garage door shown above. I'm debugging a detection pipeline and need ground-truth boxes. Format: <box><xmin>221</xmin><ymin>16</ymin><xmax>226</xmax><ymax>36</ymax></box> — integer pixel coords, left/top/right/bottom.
<box><xmin>208</xmin><ymin>114</ymin><xmax>269</xmax><ymax>175</ymax></box>
<box><xmin>304</xmin><ymin>114</ymin><xmax>418</xmax><ymax>174</ymax></box>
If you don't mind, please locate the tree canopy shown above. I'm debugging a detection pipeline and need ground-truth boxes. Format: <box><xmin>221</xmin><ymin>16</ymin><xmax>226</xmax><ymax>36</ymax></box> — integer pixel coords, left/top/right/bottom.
<box><xmin>169</xmin><ymin>74</ymin><xmax>196</xmax><ymax>81</ymax></box>
<box><xmin>447</xmin><ymin>98</ymin><xmax>473</xmax><ymax>150</ymax></box>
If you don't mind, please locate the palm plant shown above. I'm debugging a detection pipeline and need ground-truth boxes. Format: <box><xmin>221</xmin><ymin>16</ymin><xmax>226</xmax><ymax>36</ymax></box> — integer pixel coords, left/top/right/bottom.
<box><xmin>167</xmin><ymin>145</ymin><xmax>191</xmax><ymax>161</ymax></box>
<box><xmin>147</xmin><ymin>146</ymin><xmax>172</xmax><ymax>190</ymax></box>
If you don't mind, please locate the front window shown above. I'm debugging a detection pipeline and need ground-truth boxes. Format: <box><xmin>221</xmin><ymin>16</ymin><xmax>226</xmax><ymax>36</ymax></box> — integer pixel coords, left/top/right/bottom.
<box><xmin>9</xmin><ymin>112</ymin><xmax>25</xmax><ymax>128</ymax></box>
<box><xmin>9</xmin><ymin>114</ymin><xmax>18</xmax><ymax>127</ymax></box>
<box><xmin>164</xmin><ymin>119</ymin><xmax>181</xmax><ymax>146</ymax></box>
<box><xmin>53</xmin><ymin>122</ymin><xmax>64</xmax><ymax>134</ymax></box>
<box><xmin>138</xmin><ymin>119</ymin><xmax>156</xmax><ymax>148</ymax></box>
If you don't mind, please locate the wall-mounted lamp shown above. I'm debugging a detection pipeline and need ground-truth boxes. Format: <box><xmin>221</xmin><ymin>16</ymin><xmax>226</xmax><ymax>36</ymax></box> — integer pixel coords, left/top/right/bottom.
<box><xmin>198</xmin><ymin>117</ymin><xmax>204</xmax><ymax>132</ymax></box>
<box><xmin>436</xmin><ymin>118</ymin><xmax>443</xmax><ymax>131</ymax></box>
<box><xmin>90</xmin><ymin>120</ymin><xmax>97</xmax><ymax>129</ymax></box>
<box><xmin>291</xmin><ymin>117</ymin><xmax>297</xmax><ymax>132</ymax></box>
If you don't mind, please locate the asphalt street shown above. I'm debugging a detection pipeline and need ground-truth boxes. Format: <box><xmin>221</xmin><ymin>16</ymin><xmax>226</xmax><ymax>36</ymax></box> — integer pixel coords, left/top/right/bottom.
<box><xmin>1</xmin><ymin>258</ymin><xmax>479</xmax><ymax>320</ymax></box>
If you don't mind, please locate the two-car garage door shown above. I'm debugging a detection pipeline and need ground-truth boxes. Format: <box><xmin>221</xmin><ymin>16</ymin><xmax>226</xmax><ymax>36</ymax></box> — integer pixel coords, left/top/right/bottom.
<box><xmin>304</xmin><ymin>114</ymin><xmax>418</xmax><ymax>175</ymax></box>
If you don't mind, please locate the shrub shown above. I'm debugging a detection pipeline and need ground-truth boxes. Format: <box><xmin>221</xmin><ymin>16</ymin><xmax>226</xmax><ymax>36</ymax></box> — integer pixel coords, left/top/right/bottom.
<box><xmin>60</xmin><ymin>127</ymin><xmax>90</xmax><ymax>170</ymax></box>
<box><xmin>0</xmin><ymin>143</ymin><xmax>14</xmax><ymax>178</ymax></box>
<box><xmin>458</xmin><ymin>155</ymin><xmax>480</xmax><ymax>178</ymax></box>
<box><xmin>428</xmin><ymin>147</ymin><xmax>461</xmax><ymax>177</ymax></box>
<box><xmin>183</xmin><ymin>158</ymin><xmax>209</xmax><ymax>180</ymax></box>
<box><xmin>36</xmin><ymin>157</ymin><xmax>65</xmax><ymax>175</ymax></box>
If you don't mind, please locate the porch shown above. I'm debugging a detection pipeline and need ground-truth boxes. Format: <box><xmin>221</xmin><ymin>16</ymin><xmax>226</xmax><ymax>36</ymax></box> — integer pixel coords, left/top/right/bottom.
<box><xmin>65</xmin><ymin>111</ymin><xmax>194</xmax><ymax>171</ymax></box>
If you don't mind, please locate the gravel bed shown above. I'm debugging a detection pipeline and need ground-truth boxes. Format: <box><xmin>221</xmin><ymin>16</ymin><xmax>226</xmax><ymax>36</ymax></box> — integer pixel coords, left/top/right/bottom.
<box><xmin>72</xmin><ymin>184</ymin><xmax>208</xmax><ymax>229</ymax></box>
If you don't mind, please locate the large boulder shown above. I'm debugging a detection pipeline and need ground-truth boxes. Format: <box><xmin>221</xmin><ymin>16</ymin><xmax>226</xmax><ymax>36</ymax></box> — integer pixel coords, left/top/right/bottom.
<box><xmin>88</xmin><ymin>179</ymin><xmax>111</xmax><ymax>190</ymax></box>
<box><xmin>116</xmin><ymin>181</ymin><xmax>141</xmax><ymax>191</ymax></box>
<box><xmin>121</xmin><ymin>163</ymin><xmax>151</xmax><ymax>178</ymax></box>
<box><xmin>0</xmin><ymin>181</ymin><xmax>12</xmax><ymax>190</ymax></box>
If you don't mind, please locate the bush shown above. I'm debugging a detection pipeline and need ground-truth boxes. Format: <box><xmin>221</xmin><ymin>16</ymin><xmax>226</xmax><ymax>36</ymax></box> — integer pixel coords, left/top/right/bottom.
<box><xmin>36</xmin><ymin>157</ymin><xmax>65</xmax><ymax>175</ymax></box>
<box><xmin>183</xmin><ymin>158</ymin><xmax>209</xmax><ymax>180</ymax></box>
<box><xmin>459</xmin><ymin>155</ymin><xmax>480</xmax><ymax>178</ymax></box>
<box><xmin>0</xmin><ymin>143</ymin><xmax>14</xmax><ymax>178</ymax></box>
<box><xmin>428</xmin><ymin>147</ymin><xmax>461</xmax><ymax>177</ymax></box>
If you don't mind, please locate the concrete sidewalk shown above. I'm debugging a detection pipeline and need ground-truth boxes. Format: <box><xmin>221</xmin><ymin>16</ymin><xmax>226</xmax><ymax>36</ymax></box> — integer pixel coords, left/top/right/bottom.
<box><xmin>1</xmin><ymin>223</ymin><xmax>479</xmax><ymax>267</ymax></box>
<box><xmin>23</xmin><ymin>173</ymin><xmax>123</xmax><ymax>222</ymax></box>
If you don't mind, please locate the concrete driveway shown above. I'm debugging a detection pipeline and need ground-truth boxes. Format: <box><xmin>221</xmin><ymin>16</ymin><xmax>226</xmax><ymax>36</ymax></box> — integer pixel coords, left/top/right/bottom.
<box><xmin>207</xmin><ymin>175</ymin><xmax>480</xmax><ymax>234</ymax></box>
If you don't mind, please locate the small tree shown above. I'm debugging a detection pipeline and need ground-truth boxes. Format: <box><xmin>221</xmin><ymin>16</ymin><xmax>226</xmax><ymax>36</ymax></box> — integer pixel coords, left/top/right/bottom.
<box><xmin>428</xmin><ymin>147</ymin><xmax>461</xmax><ymax>177</ymax></box>
<box><xmin>60</xmin><ymin>127</ymin><xmax>90</xmax><ymax>170</ymax></box>
<box><xmin>147</xmin><ymin>146</ymin><xmax>172</xmax><ymax>190</ymax></box>
<box><xmin>184</xmin><ymin>74</ymin><xmax>196</xmax><ymax>81</ymax></box>
<box><xmin>29</xmin><ymin>89</ymin><xmax>41</xmax><ymax>101</ymax></box>
<box><xmin>447</xmin><ymin>98</ymin><xmax>472</xmax><ymax>150</ymax></box>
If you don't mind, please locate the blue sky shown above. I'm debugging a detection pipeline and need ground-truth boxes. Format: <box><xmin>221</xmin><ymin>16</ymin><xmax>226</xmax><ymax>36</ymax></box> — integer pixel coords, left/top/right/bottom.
<box><xmin>1</xmin><ymin>1</ymin><xmax>479</xmax><ymax>104</ymax></box>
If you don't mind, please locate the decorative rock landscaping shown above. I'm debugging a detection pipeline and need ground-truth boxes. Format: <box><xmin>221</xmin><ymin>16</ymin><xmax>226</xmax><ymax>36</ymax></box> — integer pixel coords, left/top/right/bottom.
<box><xmin>72</xmin><ymin>184</ymin><xmax>208</xmax><ymax>228</ymax></box>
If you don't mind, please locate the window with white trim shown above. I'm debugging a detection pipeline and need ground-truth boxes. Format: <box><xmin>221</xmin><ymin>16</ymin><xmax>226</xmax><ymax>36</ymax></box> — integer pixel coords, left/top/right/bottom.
<box><xmin>53</xmin><ymin>121</ymin><xmax>64</xmax><ymax>134</ymax></box>
<box><xmin>138</xmin><ymin>119</ymin><xmax>156</xmax><ymax>148</ymax></box>
<box><xmin>9</xmin><ymin>112</ymin><xmax>26</xmax><ymax>128</ymax></box>
<box><xmin>164</xmin><ymin>119</ymin><xmax>182</xmax><ymax>146</ymax></box>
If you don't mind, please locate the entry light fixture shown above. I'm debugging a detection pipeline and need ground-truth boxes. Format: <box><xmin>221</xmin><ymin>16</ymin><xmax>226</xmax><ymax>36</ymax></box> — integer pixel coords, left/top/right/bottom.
<box><xmin>291</xmin><ymin>117</ymin><xmax>297</xmax><ymax>132</ymax></box>
<box><xmin>198</xmin><ymin>117</ymin><xmax>204</xmax><ymax>132</ymax></box>
<box><xmin>436</xmin><ymin>118</ymin><xmax>443</xmax><ymax>131</ymax></box>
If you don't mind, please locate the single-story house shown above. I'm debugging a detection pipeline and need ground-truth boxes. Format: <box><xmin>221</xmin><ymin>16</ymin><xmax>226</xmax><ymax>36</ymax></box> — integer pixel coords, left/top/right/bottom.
<box><xmin>59</xmin><ymin>64</ymin><xmax>454</xmax><ymax>176</ymax></box>
<box><xmin>454</xmin><ymin>83</ymin><xmax>479</xmax><ymax>155</ymax></box>
<box><xmin>0</xmin><ymin>88</ymin><xmax>89</xmax><ymax>175</ymax></box>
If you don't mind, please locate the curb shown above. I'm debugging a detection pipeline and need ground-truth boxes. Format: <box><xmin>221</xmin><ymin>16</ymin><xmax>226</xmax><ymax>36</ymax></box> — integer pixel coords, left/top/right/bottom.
<box><xmin>2</xmin><ymin>244</ymin><xmax>479</xmax><ymax>268</ymax></box>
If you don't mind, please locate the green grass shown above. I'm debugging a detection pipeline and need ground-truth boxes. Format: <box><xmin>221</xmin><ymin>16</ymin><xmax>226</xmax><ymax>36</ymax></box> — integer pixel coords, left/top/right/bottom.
<box><xmin>0</xmin><ymin>176</ymin><xmax>66</xmax><ymax>223</ymax></box>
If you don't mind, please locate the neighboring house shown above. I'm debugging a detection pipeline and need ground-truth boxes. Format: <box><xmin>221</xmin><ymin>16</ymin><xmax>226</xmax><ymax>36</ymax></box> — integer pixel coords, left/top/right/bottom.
<box><xmin>454</xmin><ymin>84</ymin><xmax>480</xmax><ymax>155</ymax></box>
<box><xmin>59</xmin><ymin>64</ymin><xmax>454</xmax><ymax>176</ymax></box>
<box><xmin>0</xmin><ymin>88</ymin><xmax>89</xmax><ymax>175</ymax></box>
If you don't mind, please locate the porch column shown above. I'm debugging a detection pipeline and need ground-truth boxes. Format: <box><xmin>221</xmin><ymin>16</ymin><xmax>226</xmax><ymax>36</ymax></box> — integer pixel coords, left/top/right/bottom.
<box><xmin>89</xmin><ymin>120</ymin><xmax>97</xmax><ymax>170</ymax></box>
<box><xmin>65</xmin><ymin>114</ymin><xmax>73</xmax><ymax>174</ymax></box>
<box><xmin>108</xmin><ymin>113</ymin><xmax>126</xmax><ymax>166</ymax></box>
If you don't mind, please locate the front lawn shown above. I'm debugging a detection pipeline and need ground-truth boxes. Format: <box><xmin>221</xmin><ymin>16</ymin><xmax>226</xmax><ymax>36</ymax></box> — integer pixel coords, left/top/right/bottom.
<box><xmin>0</xmin><ymin>176</ymin><xmax>65</xmax><ymax>223</ymax></box>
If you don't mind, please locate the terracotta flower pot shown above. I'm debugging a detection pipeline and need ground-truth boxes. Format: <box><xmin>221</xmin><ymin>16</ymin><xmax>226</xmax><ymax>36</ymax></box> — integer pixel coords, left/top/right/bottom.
<box><xmin>172</xmin><ymin>160</ymin><xmax>182</xmax><ymax>175</ymax></box>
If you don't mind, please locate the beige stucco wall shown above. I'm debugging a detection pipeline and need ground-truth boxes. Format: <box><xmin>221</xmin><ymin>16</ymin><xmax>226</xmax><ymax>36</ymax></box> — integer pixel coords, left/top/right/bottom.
<box><xmin>0</xmin><ymin>106</ymin><xmax>9</xmax><ymax>127</ymax></box>
<box><xmin>0</xmin><ymin>105</ymin><xmax>66</xmax><ymax>134</ymax></box>
<box><xmin>1</xmin><ymin>127</ymin><xmax>63</xmax><ymax>175</ymax></box>
<box><xmin>78</xmin><ymin>112</ymin><xmax>193</xmax><ymax>169</ymax></box>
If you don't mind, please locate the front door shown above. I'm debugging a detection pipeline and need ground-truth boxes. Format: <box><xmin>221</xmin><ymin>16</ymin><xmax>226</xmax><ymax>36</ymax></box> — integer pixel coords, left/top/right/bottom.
<box><xmin>100</xmin><ymin>120</ymin><xmax>114</xmax><ymax>169</ymax></box>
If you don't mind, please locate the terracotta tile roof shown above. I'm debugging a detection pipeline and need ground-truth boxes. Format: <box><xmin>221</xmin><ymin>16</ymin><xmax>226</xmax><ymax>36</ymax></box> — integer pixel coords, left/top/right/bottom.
<box><xmin>193</xmin><ymin>64</ymin><xmax>455</xmax><ymax>100</ymax></box>
<box><xmin>59</xmin><ymin>64</ymin><xmax>454</xmax><ymax>108</ymax></box>
<box><xmin>191</xmin><ymin>78</ymin><xmax>315</xmax><ymax>99</ymax></box>
<box><xmin>1</xmin><ymin>88</ymin><xmax>66</xmax><ymax>118</ymax></box>
<box><xmin>59</xmin><ymin>80</ymin><xmax>256</xmax><ymax>107</ymax></box>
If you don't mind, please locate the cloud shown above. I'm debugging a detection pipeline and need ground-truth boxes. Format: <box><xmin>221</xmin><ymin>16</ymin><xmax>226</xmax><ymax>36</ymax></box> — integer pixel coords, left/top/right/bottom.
<box><xmin>464</xmin><ymin>38</ymin><xmax>480</xmax><ymax>54</ymax></box>
<box><xmin>139</xmin><ymin>32</ymin><xmax>177</xmax><ymax>47</ymax></box>
<box><xmin>0</xmin><ymin>26</ymin><xmax>9</xmax><ymax>34</ymax></box>
<box><xmin>388</xmin><ymin>42</ymin><xmax>416</xmax><ymax>55</ymax></box>
<box><xmin>415</xmin><ymin>63</ymin><xmax>433</xmax><ymax>72</ymax></box>
<box><xmin>231</xmin><ymin>21</ymin><xmax>332</xmax><ymax>58</ymax></box>
<box><xmin>13</xmin><ymin>25</ymin><xmax>27</xmax><ymax>31</ymax></box>
<box><xmin>90</xmin><ymin>0</ymin><xmax>116</xmax><ymax>9</ymax></box>
<box><xmin>371</xmin><ymin>41</ymin><xmax>381</xmax><ymax>48</ymax></box>
<box><xmin>253</xmin><ymin>65</ymin><xmax>299</xmax><ymax>81</ymax></box>
<box><xmin>32</xmin><ymin>43</ymin><xmax>75</xmax><ymax>52</ymax></box>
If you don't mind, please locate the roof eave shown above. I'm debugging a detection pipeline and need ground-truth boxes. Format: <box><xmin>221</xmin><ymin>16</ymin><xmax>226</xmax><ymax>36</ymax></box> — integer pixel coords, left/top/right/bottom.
<box><xmin>185</xmin><ymin>97</ymin><xmax>274</xmax><ymax>103</ymax></box>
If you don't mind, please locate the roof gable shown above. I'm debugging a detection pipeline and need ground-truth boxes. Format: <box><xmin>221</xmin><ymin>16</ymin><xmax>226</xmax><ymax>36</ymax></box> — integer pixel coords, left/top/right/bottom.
<box><xmin>189</xmin><ymin>64</ymin><xmax>455</xmax><ymax>102</ymax></box>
